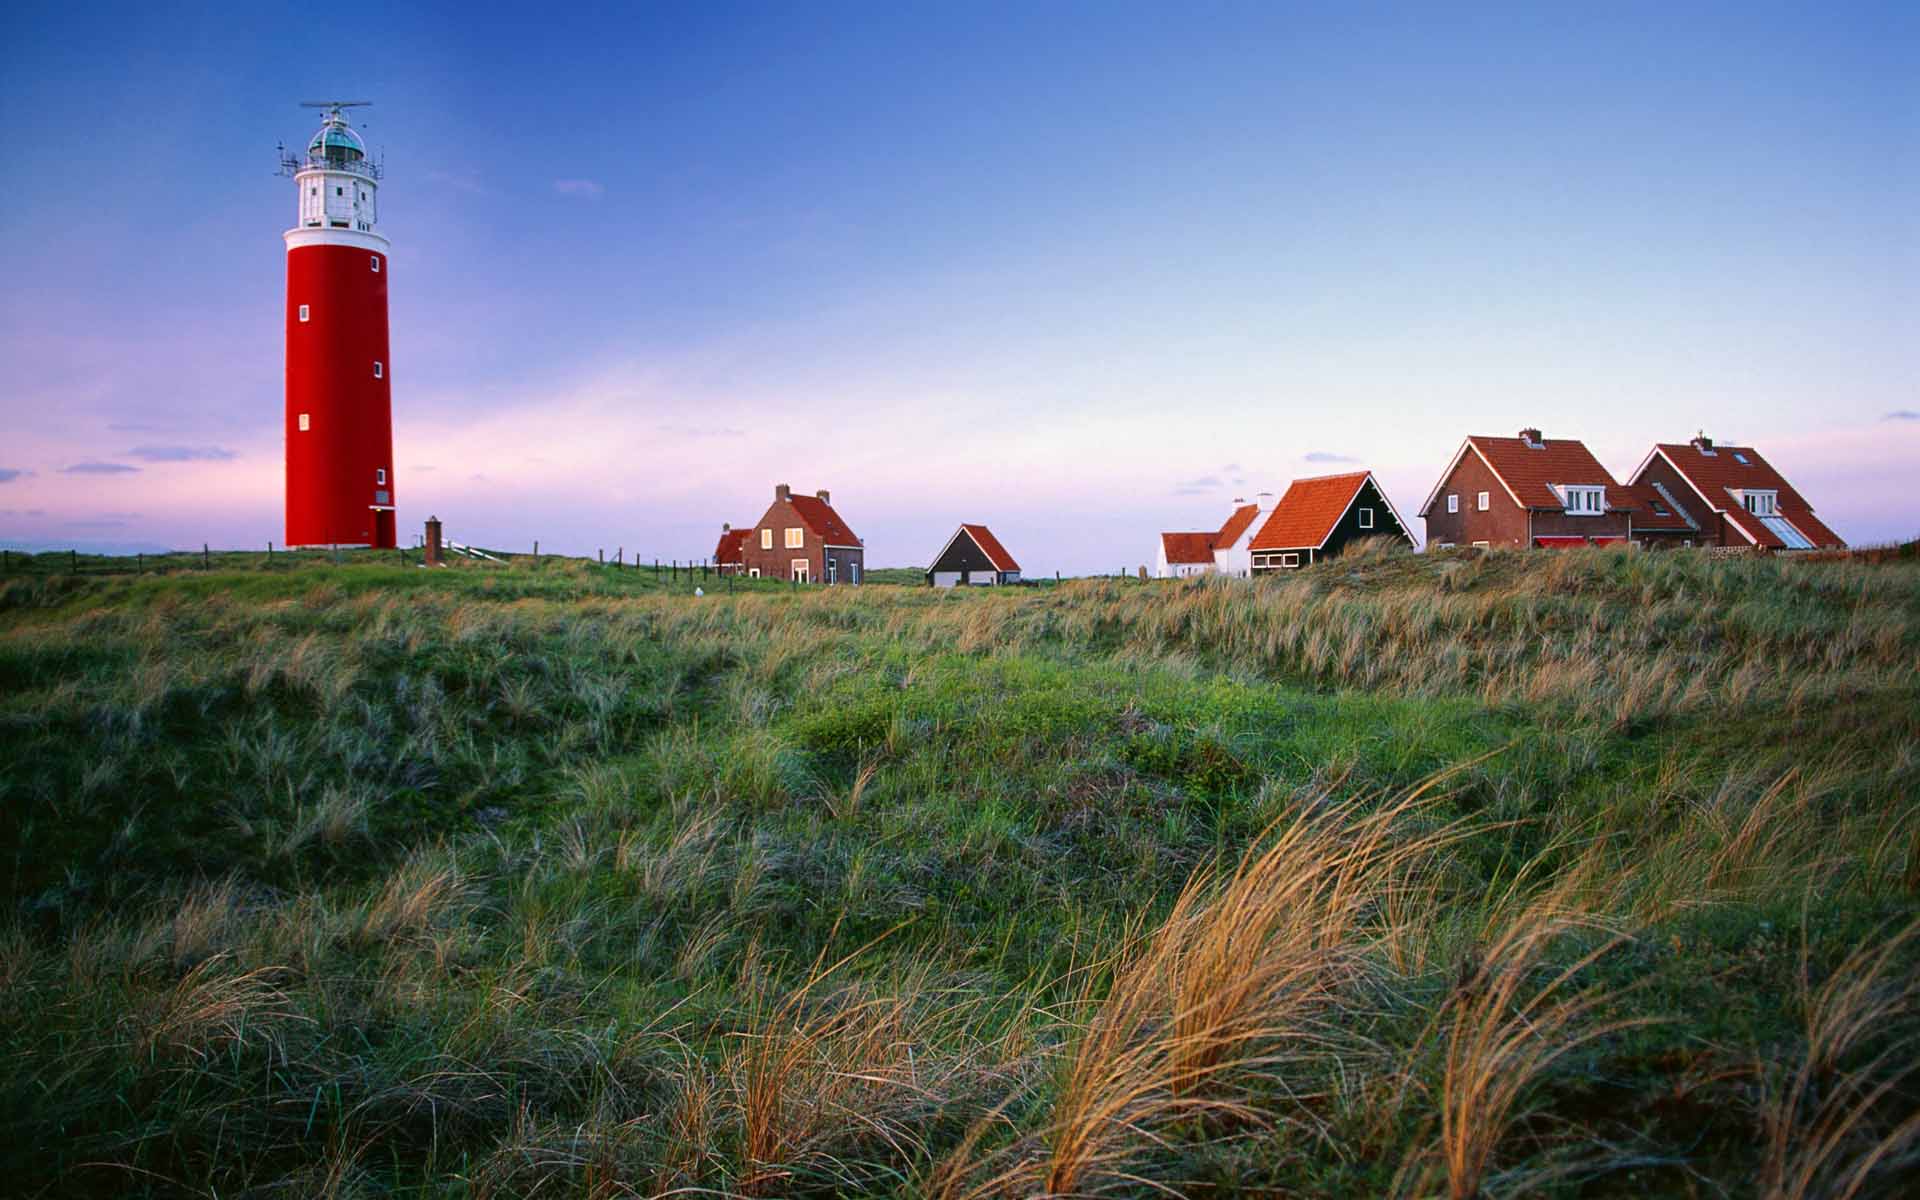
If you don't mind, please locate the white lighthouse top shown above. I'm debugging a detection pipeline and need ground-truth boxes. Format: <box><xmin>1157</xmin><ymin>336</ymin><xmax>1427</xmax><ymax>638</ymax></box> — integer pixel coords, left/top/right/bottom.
<box><xmin>282</xmin><ymin>103</ymin><xmax>388</xmax><ymax>253</ymax></box>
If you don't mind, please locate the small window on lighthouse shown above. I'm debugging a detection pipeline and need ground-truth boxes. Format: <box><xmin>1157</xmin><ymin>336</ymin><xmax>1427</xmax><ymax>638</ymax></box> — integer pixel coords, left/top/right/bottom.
<box><xmin>298</xmin><ymin>304</ymin><xmax>309</xmax><ymax>322</ymax></box>
<box><xmin>370</xmin><ymin>256</ymin><xmax>380</xmax><ymax>273</ymax></box>
<box><xmin>376</xmin><ymin>468</ymin><xmax>387</xmax><ymax>485</ymax></box>
<box><xmin>298</xmin><ymin>413</ymin><xmax>310</xmax><ymax>431</ymax></box>
<box><xmin>336</xmin><ymin>186</ymin><xmax>344</xmax><ymax>196</ymax></box>
<box><xmin>373</xmin><ymin>361</ymin><xmax>384</xmax><ymax>379</ymax></box>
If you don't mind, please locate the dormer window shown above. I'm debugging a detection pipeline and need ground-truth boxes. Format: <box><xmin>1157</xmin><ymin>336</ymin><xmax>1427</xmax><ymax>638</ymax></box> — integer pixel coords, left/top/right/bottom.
<box><xmin>1739</xmin><ymin>490</ymin><xmax>1778</xmax><ymax>516</ymax></box>
<box><xmin>1559</xmin><ymin>485</ymin><xmax>1606</xmax><ymax>515</ymax></box>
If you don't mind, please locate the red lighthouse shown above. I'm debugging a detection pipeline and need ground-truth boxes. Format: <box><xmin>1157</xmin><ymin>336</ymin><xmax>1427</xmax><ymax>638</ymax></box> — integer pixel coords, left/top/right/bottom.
<box><xmin>280</xmin><ymin>102</ymin><xmax>396</xmax><ymax>549</ymax></box>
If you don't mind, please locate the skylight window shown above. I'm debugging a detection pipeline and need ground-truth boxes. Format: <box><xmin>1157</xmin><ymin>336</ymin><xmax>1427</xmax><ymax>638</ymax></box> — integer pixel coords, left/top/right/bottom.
<box><xmin>1733</xmin><ymin>452</ymin><xmax>1749</xmax><ymax>464</ymax></box>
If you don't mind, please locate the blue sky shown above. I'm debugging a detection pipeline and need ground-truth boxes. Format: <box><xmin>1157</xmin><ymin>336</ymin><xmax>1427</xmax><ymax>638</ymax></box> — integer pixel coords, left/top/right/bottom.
<box><xmin>2</xmin><ymin>1</ymin><xmax>1914</xmax><ymax>567</ymax></box>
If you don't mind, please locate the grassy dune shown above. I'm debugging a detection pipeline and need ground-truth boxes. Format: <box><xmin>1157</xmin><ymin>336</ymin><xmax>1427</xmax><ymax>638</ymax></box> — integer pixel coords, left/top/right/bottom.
<box><xmin>1</xmin><ymin>546</ymin><xmax>1916</xmax><ymax>1197</ymax></box>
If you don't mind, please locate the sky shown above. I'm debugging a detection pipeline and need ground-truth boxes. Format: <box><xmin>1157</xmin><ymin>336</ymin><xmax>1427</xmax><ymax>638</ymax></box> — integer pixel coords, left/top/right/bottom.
<box><xmin>1</xmin><ymin>1</ymin><xmax>1914</xmax><ymax>570</ymax></box>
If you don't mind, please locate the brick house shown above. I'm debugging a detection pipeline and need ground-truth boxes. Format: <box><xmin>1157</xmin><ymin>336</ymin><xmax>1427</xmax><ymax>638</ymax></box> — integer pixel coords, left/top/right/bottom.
<box><xmin>1248</xmin><ymin>471</ymin><xmax>1414</xmax><ymax>571</ymax></box>
<box><xmin>737</xmin><ymin>484</ymin><xmax>865</xmax><ymax>584</ymax></box>
<box><xmin>1420</xmin><ymin>429</ymin><xmax>1636</xmax><ymax>549</ymax></box>
<box><xmin>1627</xmin><ymin>436</ymin><xmax>1844</xmax><ymax>551</ymax></box>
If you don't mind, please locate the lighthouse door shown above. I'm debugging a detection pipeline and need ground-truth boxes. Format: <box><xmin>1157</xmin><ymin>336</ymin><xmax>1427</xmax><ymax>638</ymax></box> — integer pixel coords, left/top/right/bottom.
<box><xmin>373</xmin><ymin>509</ymin><xmax>396</xmax><ymax>550</ymax></box>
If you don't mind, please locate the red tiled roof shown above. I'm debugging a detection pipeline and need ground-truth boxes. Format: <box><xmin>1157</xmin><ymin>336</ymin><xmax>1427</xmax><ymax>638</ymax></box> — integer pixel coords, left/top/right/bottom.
<box><xmin>1214</xmin><ymin>504</ymin><xmax>1261</xmax><ymax>548</ymax></box>
<box><xmin>1160</xmin><ymin>531</ymin><xmax>1216</xmax><ymax>564</ymax></box>
<box><xmin>1249</xmin><ymin>472</ymin><xmax>1370</xmax><ymax>550</ymax></box>
<box><xmin>1652</xmin><ymin>443</ymin><xmax>1844</xmax><ymax>549</ymax></box>
<box><xmin>714</xmin><ymin>528</ymin><xmax>750</xmax><ymax>563</ymax></box>
<box><xmin>789</xmin><ymin>494</ymin><xmax>862</xmax><ymax>546</ymax></box>
<box><xmin>959</xmin><ymin>523</ymin><xmax>1020</xmax><ymax>572</ymax></box>
<box><xmin>1466</xmin><ymin>436</ymin><xmax>1623</xmax><ymax>510</ymax></box>
<box><xmin>1617</xmin><ymin>484</ymin><xmax>1693</xmax><ymax>532</ymax></box>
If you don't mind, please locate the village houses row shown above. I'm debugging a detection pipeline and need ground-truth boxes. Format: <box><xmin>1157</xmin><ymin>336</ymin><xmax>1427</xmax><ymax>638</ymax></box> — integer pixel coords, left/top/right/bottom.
<box><xmin>704</xmin><ymin>430</ymin><xmax>1842</xmax><ymax>586</ymax></box>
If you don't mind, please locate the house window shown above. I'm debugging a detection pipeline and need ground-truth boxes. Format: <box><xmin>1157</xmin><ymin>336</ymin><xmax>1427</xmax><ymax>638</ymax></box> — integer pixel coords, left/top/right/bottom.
<box><xmin>790</xmin><ymin>559</ymin><xmax>809</xmax><ymax>582</ymax></box>
<box><xmin>1741</xmin><ymin>491</ymin><xmax>1777</xmax><ymax>515</ymax></box>
<box><xmin>760</xmin><ymin>529</ymin><xmax>773</xmax><ymax>550</ymax></box>
<box><xmin>373</xmin><ymin>361</ymin><xmax>384</xmax><ymax>379</ymax></box>
<box><xmin>785</xmin><ymin>527</ymin><xmax>804</xmax><ymax>549</ymax></box>
<box><xmin>298</xmin><ymin>304</ymin><xmax>310</xmax><ymax>322</ymax></box>
<box><xmin>298</xmin><ymin>413</ymin><xmax>310</xmax><ymax>431</ymax></box>
<box><xmin>376</xmin><ymin>468</ymin><xmax>386</xmax><ymax>485</ymax></box>
<box><xmin>827</xmin><ymin>558</ymin><xmax>838</xmax><ymax>584</ymax></box>
<box><xmin>1358</xmin><ymin>507</ymin><xmax>1374</xmax><ymax>530</ymax></box>
<box><xmin>1476</xmin><ymin>492</ymin><xmax>1490</xmax><ymax>511</ymax></box>
<box><xmin>1472</xmin><ymin>540</ymin><xmax>1490</xmax><ymax>549</ymax></box>
<box><xmin>1446</xmin><ymin>494</ymin><xmax>1458</xmax><ymax>514</ymax></box>
<box><xmin>1562</xmin><ymin>486</ymin><xmax>1605</xmax><ymax>515</ymax></box>
<box><xmin>370</xmin><ymin>256</ymin><xmax>380</xmax><ymax>273</ymax></box>
<box><xmin>851</xmin><ymin>562</ymin><xmax>860</xmax><ymax>585</ymax></box>
<box><xmin>748</xmin><ymin>567</ymin><xmax>760</xmax><ymax>578</ymax></box>
<box><xmin>1280</xmin><ymin>552</ymin><xmax>1299</xmax><ymax>568</ymax></box>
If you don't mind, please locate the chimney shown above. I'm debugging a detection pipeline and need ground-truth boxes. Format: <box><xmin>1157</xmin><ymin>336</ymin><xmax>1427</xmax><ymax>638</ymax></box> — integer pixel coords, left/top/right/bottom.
<box><xmin>424</xmin><ymin>516</ymin><xmax>442</xmax><ymax>567</ymax></box>
<box><xmin>1256</xmin><ymin>490</ymin><xmax>1275</xmax><ymax>512</ymax></box>
<box><xmin>775</xmin><ymin>483</ymin><xmax>791</xmax><ymax>502</ymax></box>
<box><xmin>816</xmin><ymin>489</ymin><xmax>831</xmax><ymax>504</ymax></box>
<box><xmin>1520</xmin><ymin>427</ymin><xmax>1543</xmax><ymax>447</ymax></box>
<box><xmin>1691</xmin><ymin>433</ymin><xmax>1713</xmax><ymax>451</ymax></box>
<box><xmin>722</xmin><ymin>522</ymin><xmax>731</xmax><ymax>533</ymax></box>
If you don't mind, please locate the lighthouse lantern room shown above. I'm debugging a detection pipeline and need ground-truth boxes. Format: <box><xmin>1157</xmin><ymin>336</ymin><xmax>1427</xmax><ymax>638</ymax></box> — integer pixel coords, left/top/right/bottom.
<box><xmin>280</xmin><ymin>102</ymin><xmax>397</xmax><ymax>549</ymax></box>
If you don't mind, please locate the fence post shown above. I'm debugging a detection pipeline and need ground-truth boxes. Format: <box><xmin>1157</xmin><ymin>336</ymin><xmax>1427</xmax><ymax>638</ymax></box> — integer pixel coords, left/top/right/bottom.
<box><xmin>533</xmin><ymin>540</ymin><xmax>539</xmax><ymax>561</ymax></box>
<box><xmin>138</xmin><ymin>552</ymin><xmax>143</xmax><ymax>574</ymax></box>
<box><xmin>204</xmin><ymin>544</ymin><xmax>211</xmax><ymax>570</ymax></box>
<box><xmin>72</xmin><ymin>549</ymin><xmax>78</xmax><ymax>575</ymax></box>
<box><xmin>598</xmin><ymin>548</ymin><xmax>604</xmax><ymax>564</ymax></box>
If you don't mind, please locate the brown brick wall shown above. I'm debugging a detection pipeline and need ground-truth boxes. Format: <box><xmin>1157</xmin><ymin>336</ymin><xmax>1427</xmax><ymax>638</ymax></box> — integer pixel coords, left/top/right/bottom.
<box><xmin>1421</xmin><ymin>449</ymin><xmax>1530</xmax><ymax>548</ymax></box>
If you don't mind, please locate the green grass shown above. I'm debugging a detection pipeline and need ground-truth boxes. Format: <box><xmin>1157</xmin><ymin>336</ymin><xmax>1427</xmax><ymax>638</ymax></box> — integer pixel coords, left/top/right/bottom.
<box><xmin>2</xmin><ymin>546</ymin><xmax>1916</xmax><ymax>1197</ymax></box>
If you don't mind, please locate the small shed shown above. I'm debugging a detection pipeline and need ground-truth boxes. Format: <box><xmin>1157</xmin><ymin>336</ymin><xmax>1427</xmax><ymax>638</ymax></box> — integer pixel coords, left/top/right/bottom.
<box><xmin>928</xmin><ymin>524</ymin><xmax>1021</xmax><ymax>587</ymax></box>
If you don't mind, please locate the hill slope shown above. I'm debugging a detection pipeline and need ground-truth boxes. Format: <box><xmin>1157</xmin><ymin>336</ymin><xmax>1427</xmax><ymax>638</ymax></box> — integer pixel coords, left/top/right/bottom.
<box><xmin>2</xmin><ymin>548</ymin><xmax>1917</xmax><ymax>1196</ymax></box>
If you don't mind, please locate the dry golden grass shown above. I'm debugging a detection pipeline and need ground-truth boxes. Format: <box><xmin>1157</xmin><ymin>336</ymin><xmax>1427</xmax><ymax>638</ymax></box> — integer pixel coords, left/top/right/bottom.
<box><xmin>131</xmin><ymin>953</ymin><xmax>306</xmax><ymax>1062</ymax></box>
<box><xmin>1759</xmin><ymin>915</ymin><xmax>1920</xmax><ymax>1200</ymax></box>
<box><xmin>1431</xmin><ymin>865</ymin><xmax>1651</xmax><ymax>1200</ymax></box>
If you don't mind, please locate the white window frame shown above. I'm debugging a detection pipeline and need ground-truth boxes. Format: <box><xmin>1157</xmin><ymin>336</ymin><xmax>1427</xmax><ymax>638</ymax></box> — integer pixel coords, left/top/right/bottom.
<box><xmin>1358</xmin><ymin>507</ymin><xmax>1374</xmax><ymax>530</ymax></box>
<box><xmin>373</xmin><ymin>361</ymin><xmax>384</xmax><ymax>379</ymax></box>
<box><xmin>827</xmin><ymin>558</ymin><xmax>838</xmax><ymax>584</ymax></box>
<box><xmin>851</xmin><ymin>561</ymin><xmax>860</xmax><ymax>585</ymax></box>
<box><xmin>370</xmin><ymin>256</ymin><xmax>380</xmax><ymax>273</ymax></box>
<box><xmin>1471</xmin><ymin>540</ymin><xmax>1491</xmax><ymax>549</ymax></box>
<box><xmin>1561</xmin><ymin>485</ymin><xmax>1605</xmax><ymax>516</ymax></box>
<box><xmin>1446</xmin><ymin>494</ymin><xmax>1458</xmax><ymax>514</ymax></box>
<box><xmin>1476</xmin><ymin>491</ymin><xmax>1490</xmax><ymax>511</ymax></box>
<box><xmin>1280</xmin><ymin>552</ymin><xmax>1300</xmax><ymax>568</ymax></box>
<box><xmin>784</xmin><ymin>527</ymin><xmax>805</xmax><ymax>549</ymax></box>
<box><xmin>375</xmin><ymin>468</ymin><xmax>386</xmax><ymax>485</ymax></box>
<box><xmin>298</xmin><ymin>413</ymin><xmax>310</xmax><ymax>431</ymax></box>
<box><xmin>760</xmin><ymin>528</ymin><xmax>773</xmax><ymax>550</ymax></box>
<box><xmin>790</xmin><ymin>559</ymin><xmax>809</xmax><ymax>582</ymax></box>
<box><xmin>1741</xmin><ymin>490</ymin><xmax>1777</xmax><ymax>515</ymax></box>
<box><xmin>748</xmin><ymin>567</ymin><xmax>760</xmax><ymax>578</ymax></box>
<box><xmin>298</xmin><ymin>304</ymin><xmax>310</xmax><ymax>323</ymax></box>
